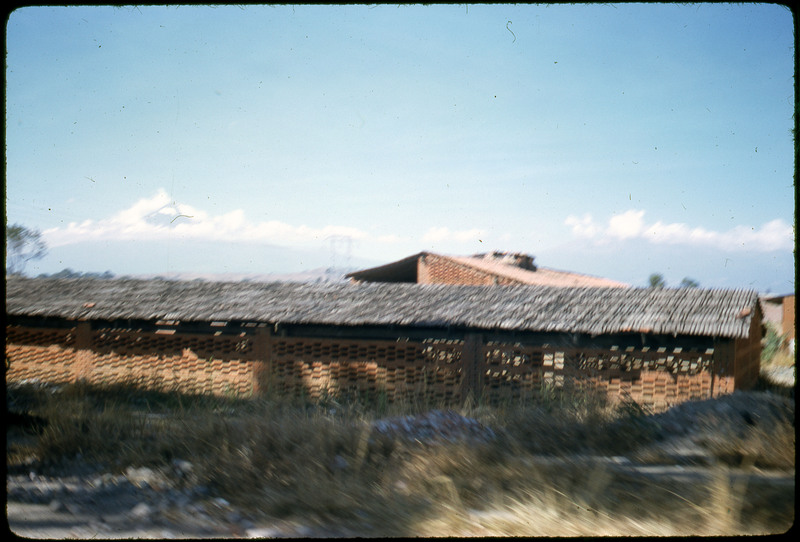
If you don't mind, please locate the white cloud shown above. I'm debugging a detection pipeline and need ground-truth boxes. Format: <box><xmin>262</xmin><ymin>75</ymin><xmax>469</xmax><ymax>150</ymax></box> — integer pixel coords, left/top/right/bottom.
<box><xmin>41</xmin><ymin>190</ymin><xmax>506</xmax><ymax>270</ymax></box>
<box><xmin>42</xmin><ymin>189</ymin><xmax>378</xmax><ymax>249</ymax></box>
<box><xmin>565</xmin><ymin>210</ymin><xmax>794</xmax><ymax>252</ymax></box>
<box><xmin>607</xmin><ymin>210</ymin><xmax>645</xmax><ymax>240</ymax></box>
<box><xmin>564</xmin><ymin>213</ymin><xmax>599</xmax><ymax>238</ymax></box>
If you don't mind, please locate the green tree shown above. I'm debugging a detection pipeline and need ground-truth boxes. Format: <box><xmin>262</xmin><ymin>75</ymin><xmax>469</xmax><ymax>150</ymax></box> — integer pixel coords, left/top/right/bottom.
<box><xmin>647</xmin><ymin>273</ymin><xmax>666</xmax><ymax>289</ymax></box>
<box><xmin>679</xmin><ymin>277</ymin><xmax>700</xmax><ymax>288</ymax></box>
<box><xmin>761</xmin><ymin>323</ymin><xmax>785</xmax><ymax>364</ymax></box>
<box><xmin>6</xmin><ymin>224</ymin><xmax>47</xmax><ymax>275</ymax></box>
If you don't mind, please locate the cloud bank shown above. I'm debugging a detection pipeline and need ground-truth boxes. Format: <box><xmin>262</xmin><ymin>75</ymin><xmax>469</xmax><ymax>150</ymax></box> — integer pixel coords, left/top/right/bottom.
<box><xmin>42</xmin><ymin>190</ymin><xmax>485</xmax><ymax>256</ymax></box>
<box><xmin>565</xmin><ymin>210</ymin><xmax>794</xmax><ymax>252</ymax></box>
<box><xmin>42</xmin><ymin>189</ymin><xmax>374</xmax><ymax>248</ymax></box>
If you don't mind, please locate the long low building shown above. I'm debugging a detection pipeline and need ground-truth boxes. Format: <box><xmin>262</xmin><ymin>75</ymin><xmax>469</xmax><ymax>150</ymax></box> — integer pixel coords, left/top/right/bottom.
<box><xmin>5</xmin><ymin>276</ymin><xmax>763</xmax><ymax>410</ymax></box>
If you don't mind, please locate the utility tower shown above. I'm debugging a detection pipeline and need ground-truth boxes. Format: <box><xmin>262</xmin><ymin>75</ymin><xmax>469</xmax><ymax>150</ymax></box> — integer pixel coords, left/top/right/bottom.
<box><xmin>327</xmin><ymin>235</ymin><xmax>353</xmax><ymax>271</ymax></box>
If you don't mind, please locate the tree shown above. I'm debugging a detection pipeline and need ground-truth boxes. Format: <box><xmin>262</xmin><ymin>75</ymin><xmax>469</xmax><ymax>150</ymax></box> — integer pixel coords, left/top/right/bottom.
<box><xmin>647</xmin><ymin>273</ymin><xmax>666</xmax><ymax>289</ymax></box>
<box><xmin>679</xmin><ymin>277</ymin><xmax>700</xmax><ymax>288</ymax></box>
<box><xmin>37</xmin><ymin>269</ymin><xmax>115</xmax><ymax>279</ymax></box>
<box><xmin>6</xmin><ymin>224</ymin><xmax>47</xmax><ymax>275</ymax></box>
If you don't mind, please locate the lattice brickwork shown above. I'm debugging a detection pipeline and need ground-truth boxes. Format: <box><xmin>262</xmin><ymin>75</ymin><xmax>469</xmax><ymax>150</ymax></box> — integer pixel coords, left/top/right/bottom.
<box><xmin>269</xmin><ymin>337</ymin><xmax>462</xmax><ymax>403</ymax></box>
<box><xmin>87</xmin><ymin>329</ymin><xmax>257</xmax><ymax>396</ymax></box>
<box><xmin>6</xmin><ymin>344</ymin><xmax>79</xmax><ymax>384</ymax></box>
<box><xmin>480</xmin><ymin>342</ymin><xmax>727</xmax><ymax>410</ymax></box>
<box><xmin>89</xmin><ymin>350</ymin><xmax>255</xmax><ymax>396</ymax></box>
<box><xmin>588</xmin><ymin>371</ymin><xmax>734</xmax><ymax>411</ymax></box>
<box><xmin>6</xmin><ymin>326</ymin><xmax>78</xmax><ymax>384</ymax></box>
<box><xmin>7</xmin><ymin>324</ymin><xmax>745</xmax><ymax>409</ymax></box>
<box><xmin>6</xmin><ymin>325</ymin><xmax>75</xmax><ymax>348</ymax></box>
<box><xmin>6</xmin><ymin>326</ymin><xmax>258</xmax><ymax>397</ymax></box>
<box><xmin>92</xmin><ymin>329</ymin><xmax>252</xmax><ymax>360</ymax></box>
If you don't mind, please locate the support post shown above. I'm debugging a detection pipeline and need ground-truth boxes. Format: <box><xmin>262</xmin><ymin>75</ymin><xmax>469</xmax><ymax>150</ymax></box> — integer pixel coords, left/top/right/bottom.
<box><xmin>461</xmin><ymin>333</ymin><xmax>484</xmax><ymax>403</ymax></box>
<box><xmin>251</xmin><ymin>326</ymin><xmax>273</xmax><ymax>396</ymax></box>
<box><xmin>74</xmin><ymin>321</ymin><xmax>93</xmax><ymax>383</ymax></box>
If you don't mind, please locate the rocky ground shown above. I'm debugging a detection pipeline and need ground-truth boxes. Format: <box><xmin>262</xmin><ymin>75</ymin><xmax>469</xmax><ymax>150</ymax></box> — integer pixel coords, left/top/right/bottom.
<box><xmin>7</xmin><ymin>368</ymin><xmax>795</xmax><ymax>538</ymax></box>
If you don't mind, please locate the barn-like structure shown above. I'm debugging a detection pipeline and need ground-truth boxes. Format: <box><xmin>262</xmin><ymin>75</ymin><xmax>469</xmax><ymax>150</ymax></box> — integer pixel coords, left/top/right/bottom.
<box><xmin>6</xmin><ymin>276</ymin><xmax>762</xmax><ymax>410</ymax></box>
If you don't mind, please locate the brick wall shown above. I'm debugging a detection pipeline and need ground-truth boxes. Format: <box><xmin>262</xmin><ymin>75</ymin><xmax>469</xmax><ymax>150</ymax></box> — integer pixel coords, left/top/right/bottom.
<box><xmin>6</xmin><ymin>325</ymin><xmax>259</xmax><ymax>397</ymax></box>
<box><xmin>7</xmin><ymin>324</ymin><xmax>746</xmax><ymax>410</ymax></box>
<box><xmin>479</xmin><ymin>341</ymin><xmax>735</xmax><ymax>411</ymax></box>
<box><xmin>5</xmin><ymin>326</ymin><xmax>78</xmax><ymax>385</ymax></box>
<box><xmin>267</xmin><ymin>336</ymin><xmax>463</xmax><ymax>403</ymax></box>
<box><xmin>419</xmin><ymin>253</ymin><xmax>521</xmax><ymax>285</ymax></box>
<box><xmin>782</xmin><ymin>295</ymin><xmax>795</xmax><ymax>341</ymax></box>
<box><xmin>732</xmin><ymin>305</ymin><xmax>763</xmax><ymax>390</ymax></box>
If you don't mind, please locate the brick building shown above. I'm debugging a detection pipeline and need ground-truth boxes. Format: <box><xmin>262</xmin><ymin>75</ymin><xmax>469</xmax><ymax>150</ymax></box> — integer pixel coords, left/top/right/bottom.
<box><xmin>761</xmin><ymin>293</ymin><xmax>795</xmax><ymax>352</ymax></box>
<box><xmin>346</xmin><ymin>251</ymin><xmax>629</xmax><ymax>287</ymax></box>
<box><xmin>6</xmin><ymin>275</ymin><xmax>761</xmax><ymax>410</ymax></box>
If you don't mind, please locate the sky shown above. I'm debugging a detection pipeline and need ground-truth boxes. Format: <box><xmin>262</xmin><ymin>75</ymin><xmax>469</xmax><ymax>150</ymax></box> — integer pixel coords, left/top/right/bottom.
<box><xmin>5</xmin><ymin>3</ymin><xmax>796</xmax><ymax>293</ymax></box>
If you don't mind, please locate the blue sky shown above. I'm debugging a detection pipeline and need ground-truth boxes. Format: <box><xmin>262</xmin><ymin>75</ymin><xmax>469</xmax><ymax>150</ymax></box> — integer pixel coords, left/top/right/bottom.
<box><xmin>5</xmin><ymin>4</ymin><xmax>795</xmax><ymax>292</ymax></box>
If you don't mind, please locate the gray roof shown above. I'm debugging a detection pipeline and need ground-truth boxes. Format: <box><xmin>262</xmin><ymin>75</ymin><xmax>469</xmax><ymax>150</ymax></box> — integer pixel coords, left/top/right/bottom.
<box><xmin>5</xmin><ymin>276</ymin><xmax>759</xmax><ymax>339</ymax></box>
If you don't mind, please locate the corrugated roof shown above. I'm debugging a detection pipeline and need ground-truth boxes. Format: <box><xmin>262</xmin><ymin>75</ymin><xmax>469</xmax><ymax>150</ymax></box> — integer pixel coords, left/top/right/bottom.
<box><xmin>6</xmin><ymin>276</ymin><xmax>758</xmax><ymax>339</ymax></box>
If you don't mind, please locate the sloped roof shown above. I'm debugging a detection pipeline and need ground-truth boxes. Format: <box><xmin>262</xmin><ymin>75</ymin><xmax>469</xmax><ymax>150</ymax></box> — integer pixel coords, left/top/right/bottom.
<box><xmin>344</xmin><ymin>252</ymin><xmax>421</xmax><ymax>283</ymax></box>
<box><xmin>346</xmin><ymin>251</ymin><xmax>629</xmax><ymax>287</ymax></box>
<box><xmin>6</xmin><ymin>276</ymin><xmax>758</xmax><ymax>339</ymax></box>
<box><xmin>448</xmin><ymin>254</ymin><xmax>629</xmax><ymax>288</ymax></box>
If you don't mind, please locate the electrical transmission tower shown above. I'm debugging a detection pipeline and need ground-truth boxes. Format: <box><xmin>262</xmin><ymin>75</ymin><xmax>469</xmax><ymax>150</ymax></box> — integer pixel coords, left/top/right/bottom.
<box><xmin>327</xmin><ymin>235</ymin><xmax>353</xmax><ymax>272</ymax></box>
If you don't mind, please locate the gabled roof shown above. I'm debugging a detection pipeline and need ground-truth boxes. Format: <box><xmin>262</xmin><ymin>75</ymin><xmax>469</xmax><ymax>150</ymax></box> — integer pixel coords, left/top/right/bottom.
<box><xmin>343</xmin><ymin>252</ymin><xmax>422</xmax><ymax>283</ymax></box>
<box><xmin>6</xmin><ymin>276</ymin><xmax>759</xmax><ymax>339</ymax></box>
<box><xmin>346</xmin><ymin>251</ymin><xmax>629</xmax><ymax>288</ymax></box>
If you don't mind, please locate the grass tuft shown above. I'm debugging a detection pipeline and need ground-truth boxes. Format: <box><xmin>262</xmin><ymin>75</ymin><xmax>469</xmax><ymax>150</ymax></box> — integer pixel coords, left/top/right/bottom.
<box><xmin>6</xmin><ymin>381</ymin><xmax>794</xmax><ymax>536</ymax></box>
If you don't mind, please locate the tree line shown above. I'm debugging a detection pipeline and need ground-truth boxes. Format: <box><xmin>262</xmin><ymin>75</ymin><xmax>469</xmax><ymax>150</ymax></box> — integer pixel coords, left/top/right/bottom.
<box><xmin>648</xmin><ymin>273</ymin><xmax>699</xmax><ymax>289</ymax></box>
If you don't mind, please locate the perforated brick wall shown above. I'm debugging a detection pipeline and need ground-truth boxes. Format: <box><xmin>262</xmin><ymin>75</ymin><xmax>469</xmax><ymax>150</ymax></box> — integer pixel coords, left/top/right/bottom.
<box><xmin>268</xmin><ymin>337</ymin><xmax>463</xmax><ymax>403</ymax></box>
<box><xmin>7</xmin><ymin>324</ymin><xmax>746</xmax><ymax>410</ymax></box>
<box><xmin>89</xmin><ymin>329</ymin><xmax>257</xmax><ymax>396</ymax></box>
<box><xmin>6</xmin><ymin>325</ymin><xmax>258</xmax><ymax>397</ymax></box>
<box><xmin>6</xmin><ymin>326</ymin><xmax>79</xmax><ymax>385</ymax></box>
<box><xmin>479</xmin><ymin>341</ymin><xmax>735</xmax><ymax>410</ymax></box>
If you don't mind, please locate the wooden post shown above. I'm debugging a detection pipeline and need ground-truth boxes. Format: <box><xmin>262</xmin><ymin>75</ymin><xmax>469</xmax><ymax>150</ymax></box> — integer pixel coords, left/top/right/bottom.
<box><xmin>74</xmin><ymin>321</ymin><xmax>93</xmax><ymax>383</ymax></box>
<box><xmin>461</xmin><ymin>333</ymin><xmax>484</xmax><ymax>403</ymax></box>
<box><xmin>712</xmin><ymin>339</ymin><xmax>736</xmax><ymax>397</ymax></box>
<box><xmin>251</xmin><ymin>326</ymin><xmax>272</xmax><ymax>396</ymax></box>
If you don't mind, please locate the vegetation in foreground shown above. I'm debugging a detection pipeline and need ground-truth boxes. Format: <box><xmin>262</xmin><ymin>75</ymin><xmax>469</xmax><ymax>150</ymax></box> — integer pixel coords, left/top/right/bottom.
<box><xmin>6</xmin><ymin>375</ymin><xmax>795</xmax><ymax>537</ymax></box>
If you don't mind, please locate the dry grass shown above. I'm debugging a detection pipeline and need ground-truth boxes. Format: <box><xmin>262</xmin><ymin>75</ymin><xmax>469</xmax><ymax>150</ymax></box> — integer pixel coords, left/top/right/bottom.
<box><xmin>767</xmin><ymin>349</ymin><xmax>796</xmax><ymax>368</ymax></box>
<box><xmin>6</xmin><ymin>381</ymin><xmax>795</xmax><ymax>537</ymax></box>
